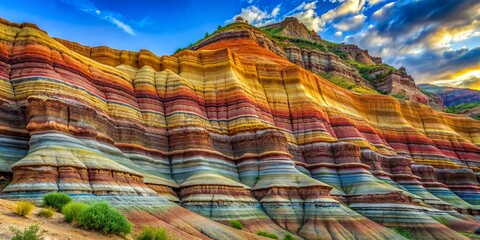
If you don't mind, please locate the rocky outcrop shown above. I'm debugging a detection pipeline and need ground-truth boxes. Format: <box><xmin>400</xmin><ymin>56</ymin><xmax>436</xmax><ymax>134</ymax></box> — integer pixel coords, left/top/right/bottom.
<box><xmin>262</xmin><ymin>17</ymin><xmax>322</xmax><ymax>42</ymax></box>
<box><xmin>189</xmin><ymin>26</ymin><xmax>287</xmax><ymax>59</ymax></box>
<box><xmin>284</xmin><ymin>46</ymin><xmax>369</xmax><ymax>87</ymax></box>
<box><xmin>1</xmin><ymin>18</ymin><xmax>480</xmax><ymax>239</ymax></box>
<box><xmin>336</xmin><ymin>43</ymin><xmax>382</xmax><ymax>65</ymax></box>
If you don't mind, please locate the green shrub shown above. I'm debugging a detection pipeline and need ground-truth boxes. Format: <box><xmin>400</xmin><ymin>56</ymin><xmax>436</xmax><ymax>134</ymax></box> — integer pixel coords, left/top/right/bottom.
<box><xmin>283</xmin><ymin>233</ymin><xmax>296</xmax><ymax>240</ymax></box>
<box><xmin>78</xmin><ymin>201</ymin><xmax>131</xmax><ymax>236</ymax></box>
<box><xmin>37</xmin><ymin>207</ymin><xmax>55</xmax><ymax>218</ymax></box>
<box><xmin>136</xmin><ymin>226</ymin><xmax>170</xmax><ymax>240</ymax></box>
<box><xmin>15</xmin><ymin>201</ymin><xmax>35</xmax><ymax>217</ymax></box>
<box><xmin>62</xmin><ymin>201</ymin><xmax>88</xmax><ymax>223</ymax></box>
<box><xmin>229</xmin><ymin>220</ymin><xmax>243</xmax><ymax>230</ymax></box>
<box><xmin>391</xmin><ymin>93</ymin><xmax>407</xmax><ymax>100</ymax></box>
<box><xmin>256</xmin><ymin>230</ymin><xmax>278</xmax><ymax>239</ymax></box>
<box><xmin>43</xmin><ymin>192</ymin><xmax>72</xmax><ymax>211</ymax></box>
<box><xmin>10</xmin><ymin>224</ymin><xmax>45</xmax><ymax>240</ymax></box>
<box><xmin>390</xmin><ymin>226</ymin><xmax>412</xmax><ymax>239</ymax></box>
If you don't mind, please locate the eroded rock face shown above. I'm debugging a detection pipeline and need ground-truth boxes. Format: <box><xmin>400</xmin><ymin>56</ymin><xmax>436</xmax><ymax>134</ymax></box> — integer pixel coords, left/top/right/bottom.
<box><xmin>284</xmin><ymin>46</ymin><xmax>370</xmax><ymax>87</ymax></box>
<box><xmin>0</xmin><ymin>19</ymin><xmax>480</xmax><ymax>239</ymax></box>
<box><xmin>336</xmin><ymin>43</ymin><xmax>382</xmax><ymax>65</ymax></box>
<box><xmin>262</xmin><ymin>17</ymin><xmax>322</xmax><ymax>42</ymax></box>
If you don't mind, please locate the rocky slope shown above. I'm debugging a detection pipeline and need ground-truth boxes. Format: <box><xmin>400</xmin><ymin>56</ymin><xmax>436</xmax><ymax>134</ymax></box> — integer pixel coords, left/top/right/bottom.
<box><xmin>1</xmin><ymin>18</ymin><xmax>480</xmax><ymax>239</ymax></box>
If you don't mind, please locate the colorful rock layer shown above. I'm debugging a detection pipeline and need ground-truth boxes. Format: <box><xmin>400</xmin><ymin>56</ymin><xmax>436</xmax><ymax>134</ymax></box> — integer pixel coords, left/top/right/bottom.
<box><xmin>1</xmin><ymin>18</ymin><xmax>480</xmax><ymax>239</ymax></box>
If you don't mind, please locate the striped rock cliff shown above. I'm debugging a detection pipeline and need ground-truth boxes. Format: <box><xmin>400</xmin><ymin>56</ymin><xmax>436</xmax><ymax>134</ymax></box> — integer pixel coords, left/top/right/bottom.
<box><xmin>1</xmin><ymin>18</ymin><xmax>480</xmax><ymax>239</ymax></box>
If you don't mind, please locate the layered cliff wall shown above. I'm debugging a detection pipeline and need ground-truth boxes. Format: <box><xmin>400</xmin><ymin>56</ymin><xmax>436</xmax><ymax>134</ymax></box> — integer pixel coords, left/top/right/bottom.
<box><xmin>1</xmin><ymin>18</ymin><xmax>480</xmax><ymax>239</ymax></box>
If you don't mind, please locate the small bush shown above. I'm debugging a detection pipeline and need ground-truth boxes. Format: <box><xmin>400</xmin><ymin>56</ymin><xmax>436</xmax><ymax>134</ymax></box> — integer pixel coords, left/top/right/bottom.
<box><xmin>15</xmin><ymin>201</ymin><xmax>35</xmax><ymax>217</ymax></box>
<box><xmin>78</xmin><ymin>201</ymin><xmax>131</xmax><ymax>236</ymax></box>
<box><xmin>391</xmin><ymin>226</ymin><xmax>412</xmax><ymax>239</ymax></box>
<box><xmin>256</xmin><ymin>230</ymin><xmax>278</xmax><ymax>239</ymax></box>
<box><xmin>283</xmin><ymin>233</ymin><xmax>297</xmax><ymax>240</ymax></box>
<box><xmin>43</xmin><ymin>192</ymin><xmax>72</xmax><ymax>211</ymax></box>
<box><xmin>136</xmin><ymin>226</ymin><xmax>170</xmax><ymax>240</ymax></box>
<box><xmin>37</xmin><ymin>207</ymin><xmax>55</xmax><ymax>218</ymax></box>
<box><xmin>10</xmin><ymin>224</ymin><xmax>45</xmax><ymax>240</ymax></box>
<box><xmin>62</xmin><ymin>201</ymin><xmax>88</xmax><ymax>223</ymax></box>
<box><xmin>230</xmin><ymin>220</ymin><xmax>243</xmax><ymax>230</ymax></box>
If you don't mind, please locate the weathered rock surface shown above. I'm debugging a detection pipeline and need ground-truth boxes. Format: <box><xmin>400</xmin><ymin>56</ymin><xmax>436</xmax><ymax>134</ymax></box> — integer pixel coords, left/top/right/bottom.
<box><xmin>336</xmin><ymin>43</ymin><xmax>382</xmax><ymax>65</ymax></box>
<box><xmin>1</xmin><ymin>18</ymin><xmax>480</xmax><ymax>239</ymax></box>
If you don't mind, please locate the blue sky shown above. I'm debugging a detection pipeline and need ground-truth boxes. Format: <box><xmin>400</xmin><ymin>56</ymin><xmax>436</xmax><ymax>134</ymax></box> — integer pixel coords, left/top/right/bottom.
<box><xmin>1</xmin><ymin>0</ymin><xmax>479</xmax><ymax>89</ymax></box>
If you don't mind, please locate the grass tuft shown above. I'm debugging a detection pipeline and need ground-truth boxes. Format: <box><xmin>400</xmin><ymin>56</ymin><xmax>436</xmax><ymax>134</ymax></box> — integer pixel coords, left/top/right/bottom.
<box><xmin>256</xmin><ymin>230</ymin><xmax>278</xmax><ymax>239</ymax></box>
<box><xmin>136</xmin><ymin>226</ymin><xmax>171</xmax><ymax>240</ymax></box>
<box><xmin>37</xmin><ymin>207</ymin><xmax>55</xmax><ymax>218</ymax></box>
<box><xmin>15</xmin><ymin>201</ymin><xmax>35</xmax><ymax>217</ymax></box>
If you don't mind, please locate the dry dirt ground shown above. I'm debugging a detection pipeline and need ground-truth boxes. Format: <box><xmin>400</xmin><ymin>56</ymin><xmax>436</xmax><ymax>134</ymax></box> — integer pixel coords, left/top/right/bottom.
<box><xmin>0</xmin><ymin>199</ymin><xmax>123</xmax><ymax>240</ymax></box>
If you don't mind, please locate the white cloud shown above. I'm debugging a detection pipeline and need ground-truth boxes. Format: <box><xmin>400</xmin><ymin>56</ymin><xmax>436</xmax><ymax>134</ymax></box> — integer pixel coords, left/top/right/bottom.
<box><xmin>372</xmin><ymin>2</ymin><xmax>395</xmax><ymax>18</ymax></box>
<box><xmin>334</xmin><ymin>14</ymin><xmax>366</xmax><ymax>32</ymax></box>
<box><xmin>272</xmin><ymin>4</ymin><xmax>281</xmax><ymax>17</ymax></box>
<box><xmin>335</xmin><ymin>31</ymin><xmax>343</xmax><ymax>37</ymax></box>
<box><xmin>104</xmin><ymin>16</ymin><xmax>134</xmax><ymax>35</ymax></box>
<box><xmin>60</xmin><ymin>0</ymin><xmax>135</xmax><ymax>35</ymax></box>
<box><xmin>234</xmin><ymin>4</ymin><xmax>282</xmax><ymax>26</ymax></box>
<box><xmin>320</xmin><ymin>0</ymin><xmax>366</xmax><ymax>23</ymax></box>
<box><xmin>287</xmin><ymin>1</ymin><xmax>324</xmax><ymax>32</ymax></box>
<box><xmin>286</xmin><ymin>0</ymin><xmax>366</xmax><ymax>32</ymax></box>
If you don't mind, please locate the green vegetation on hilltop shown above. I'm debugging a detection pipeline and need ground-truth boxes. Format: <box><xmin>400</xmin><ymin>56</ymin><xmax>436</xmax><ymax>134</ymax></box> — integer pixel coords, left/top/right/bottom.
<box><xmin>446</xmin><ymin>102</ymin><xmax>480</xmax><ymax>120</ymax></box>
<box><xmin>348</xmin><ymin>60</ymin><xmax>397</xmax><ymax>84</ymax></box>
<box><xmin>262</xmin><ymin>27</ymin><xmax>328</xmax><ymax>51</ymax></box>
<box><xmin>446</xmin><ymin>102</ymin><xmax>480</xmax><ymax>114</ymax></box>
<box><xmin>319</xmin><ymin>73</ymin><xmax>379</xmax><ymax>94</ymax></box>
<box><xmin>175</xmin><ymin>22</ymin><xmax>262</xmax><ymax>53</ymax></box>
<box><xmin>391</xmin><ymin>93</ymin><xmax>407</xmax><ymax>100</ymax></box>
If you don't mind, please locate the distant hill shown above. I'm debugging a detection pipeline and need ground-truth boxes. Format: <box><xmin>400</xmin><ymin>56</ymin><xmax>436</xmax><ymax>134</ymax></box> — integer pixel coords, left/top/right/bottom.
<box><xmin>419</xmin><ymin>83</ymin><xmax>480</xmax><ymax>120</ymax></box>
